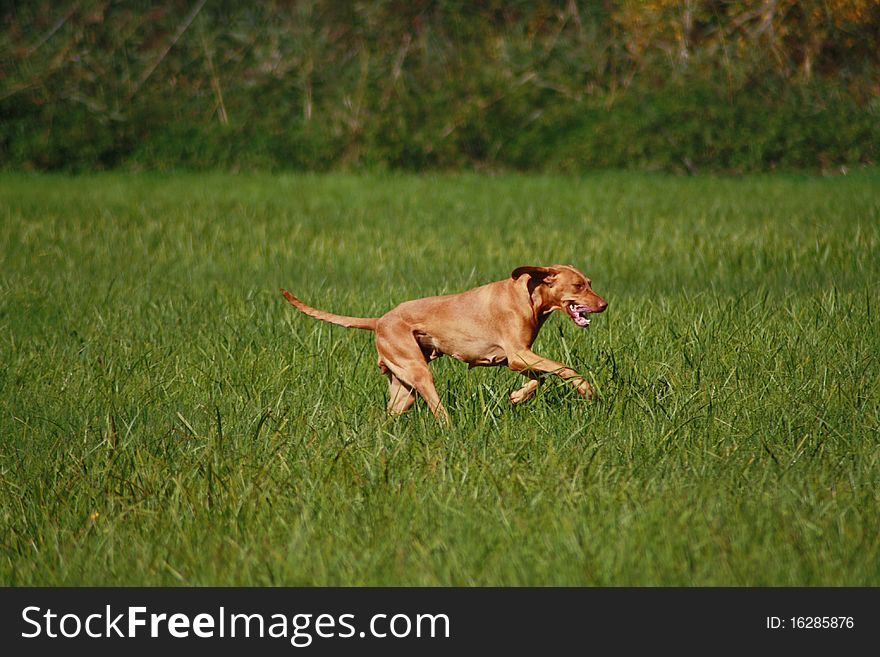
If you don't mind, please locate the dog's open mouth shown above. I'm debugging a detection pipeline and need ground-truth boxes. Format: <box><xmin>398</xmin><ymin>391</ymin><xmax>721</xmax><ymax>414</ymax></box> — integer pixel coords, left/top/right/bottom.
<box><xmin>566</xmin><ymin>302</ymin><xmax>592</xmax><ymax>328</ymax></box>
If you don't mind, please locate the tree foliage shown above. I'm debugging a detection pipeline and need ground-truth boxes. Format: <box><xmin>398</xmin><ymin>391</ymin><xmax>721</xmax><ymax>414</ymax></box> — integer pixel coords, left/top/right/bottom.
<box><xmin>1</xmin><ymin>0</ymin><xmax>878</xmax><ymax>171</ymax></box>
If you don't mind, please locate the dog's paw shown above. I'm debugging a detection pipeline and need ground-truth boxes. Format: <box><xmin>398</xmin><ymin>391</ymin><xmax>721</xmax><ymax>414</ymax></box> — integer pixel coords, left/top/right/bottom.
<box><xmin>510</xmin><ymin>380</ymin><xmax>540</xmax><ymax>405</ymax></box>
<box><xmin>576</xmin><ymin>379</ymin><xmax>594</xmax><ymax>400</ymax></box>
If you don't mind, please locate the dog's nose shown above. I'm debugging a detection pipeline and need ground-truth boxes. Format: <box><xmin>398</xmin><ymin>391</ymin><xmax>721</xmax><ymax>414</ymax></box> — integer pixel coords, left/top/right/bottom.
<box><xmin>596</xmin><ymin>299</ymin><xmax>608</xmax><ymax>312</ymax></box>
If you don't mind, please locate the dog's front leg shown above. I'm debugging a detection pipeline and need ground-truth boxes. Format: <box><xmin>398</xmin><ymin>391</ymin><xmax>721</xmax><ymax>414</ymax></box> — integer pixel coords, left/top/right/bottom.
<box><xmin>510</xmin><ymin>376</ymin><xmax>540</xmax><ymax>405</ymax></box>
<box><xmin>507</xmin><ymin>349</ymin><xmax>593</xmax><ymax>400</ymax></box>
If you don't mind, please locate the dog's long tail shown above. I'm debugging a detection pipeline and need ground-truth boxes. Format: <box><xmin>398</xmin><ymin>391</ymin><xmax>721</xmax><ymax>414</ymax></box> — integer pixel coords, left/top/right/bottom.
<box><xmin>280</xmin><ymin>289</ymin><xmax>378</xmax><ymax>331</ymax></box>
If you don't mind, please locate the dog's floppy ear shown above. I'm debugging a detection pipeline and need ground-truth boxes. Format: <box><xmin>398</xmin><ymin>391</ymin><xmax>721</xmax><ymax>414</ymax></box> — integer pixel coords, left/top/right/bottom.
<box><xmin>511</xmin><ymin>266</ymin><xmax>558</xmax><ymax>282</ymax></box>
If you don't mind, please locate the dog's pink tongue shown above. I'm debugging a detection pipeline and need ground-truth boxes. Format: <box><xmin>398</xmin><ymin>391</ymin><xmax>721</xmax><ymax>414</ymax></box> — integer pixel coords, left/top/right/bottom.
<box><xmin>569</xmin><ymin>305</ymin><xmax>591</xmax><ymax>327</ymax></box>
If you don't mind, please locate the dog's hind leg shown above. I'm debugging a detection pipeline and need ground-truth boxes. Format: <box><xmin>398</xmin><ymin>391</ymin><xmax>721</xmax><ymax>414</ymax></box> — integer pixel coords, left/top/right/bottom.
<box><xmin>376</xmin><ymin>320</ymin><xmax>450</xmax><ymax>424</ymax></box>
<box><xmin>385</xmin><ymin>373</ymin><xmax>416</xmax><ymax>415</ymax></box>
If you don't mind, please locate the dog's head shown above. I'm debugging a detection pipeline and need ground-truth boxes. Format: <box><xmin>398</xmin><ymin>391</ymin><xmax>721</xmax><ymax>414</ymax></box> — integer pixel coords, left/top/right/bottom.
<box><xmin>512</xmin><ymin>264</ymin><xmax>607</xmax><ymax>328</ymax></box>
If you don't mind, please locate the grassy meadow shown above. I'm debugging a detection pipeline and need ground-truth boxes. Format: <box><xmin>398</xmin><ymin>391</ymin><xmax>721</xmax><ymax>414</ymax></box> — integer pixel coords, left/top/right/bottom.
<box><xmin>1</xmin><ymin>170</ymin><xmax>878</xmax><ymax>586</ymax></box>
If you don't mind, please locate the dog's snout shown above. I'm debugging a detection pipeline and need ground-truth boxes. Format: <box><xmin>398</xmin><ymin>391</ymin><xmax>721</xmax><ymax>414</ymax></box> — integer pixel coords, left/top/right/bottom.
<box><xmin>596</xmin><ymin>298</ymin><xmax>608</xmax><ymax>312</ymax></box>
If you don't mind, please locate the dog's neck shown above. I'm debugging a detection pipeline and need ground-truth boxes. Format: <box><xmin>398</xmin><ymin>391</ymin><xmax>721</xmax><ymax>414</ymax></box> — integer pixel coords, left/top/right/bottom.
<box><xmin>518</xmin><ymin>279</ymin><xmax>557</xmax><ymax>324</ymax></box>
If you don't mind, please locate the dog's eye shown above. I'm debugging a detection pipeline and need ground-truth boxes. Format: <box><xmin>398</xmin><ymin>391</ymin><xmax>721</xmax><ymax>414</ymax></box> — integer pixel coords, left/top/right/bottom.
<box><xmin>575</xmin><ymin>283</ymin><xmax>585</xmax><ymax>290</ymax></box>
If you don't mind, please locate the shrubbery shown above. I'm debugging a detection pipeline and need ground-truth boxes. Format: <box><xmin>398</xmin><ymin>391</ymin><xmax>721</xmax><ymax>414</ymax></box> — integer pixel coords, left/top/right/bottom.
<box><xmin>1</xmin><ymin>1</ymin><xmax>878</xmax><ymax>172</ymax></box>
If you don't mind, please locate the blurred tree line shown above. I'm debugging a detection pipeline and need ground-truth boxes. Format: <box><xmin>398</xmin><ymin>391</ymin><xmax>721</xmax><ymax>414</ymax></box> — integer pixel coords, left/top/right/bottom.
<box><xmin>2</xmin><ymin>0</ymin><xmax>878</xmax><ymax>172</ymax></box>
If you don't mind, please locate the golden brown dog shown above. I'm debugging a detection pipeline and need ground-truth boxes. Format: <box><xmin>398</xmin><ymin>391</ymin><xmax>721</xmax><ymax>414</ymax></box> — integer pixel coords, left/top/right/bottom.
<box><xmin>281</xmin><ymin>264</ymin><xmax>607</xmax><ymax>423</ymax></box>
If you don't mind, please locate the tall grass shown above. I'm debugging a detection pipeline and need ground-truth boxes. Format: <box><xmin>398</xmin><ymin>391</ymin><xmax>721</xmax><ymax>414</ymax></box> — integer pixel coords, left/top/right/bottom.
<box><xmin>1</xmin><ymin>171</ymin><xmax>878</xmax><ymax>585</ymax></box>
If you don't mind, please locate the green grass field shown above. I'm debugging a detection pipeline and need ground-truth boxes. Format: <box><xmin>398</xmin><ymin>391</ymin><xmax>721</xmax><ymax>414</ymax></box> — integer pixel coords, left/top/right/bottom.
<box><xmin>1</xmin><ymin>171</ymin><xmax>878</xmax><ymax>586</ymax></box>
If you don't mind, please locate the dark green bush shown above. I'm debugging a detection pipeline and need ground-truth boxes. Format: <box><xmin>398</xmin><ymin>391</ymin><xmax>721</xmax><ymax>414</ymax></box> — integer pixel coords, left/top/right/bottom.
<box><xmin>1</xmin><ymin>2</ymin><xmax>877</xmax><ymax>173</ymax></box>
